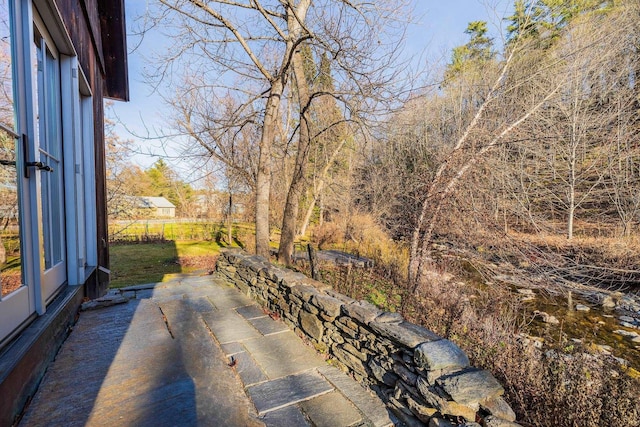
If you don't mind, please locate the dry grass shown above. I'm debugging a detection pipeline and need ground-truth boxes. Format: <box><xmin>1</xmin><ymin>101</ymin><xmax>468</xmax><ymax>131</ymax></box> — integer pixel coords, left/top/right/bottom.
<box><xmin>301</xmin><ymin>220</ymin><xmax>640</xmax><ymax>427</ymax></box>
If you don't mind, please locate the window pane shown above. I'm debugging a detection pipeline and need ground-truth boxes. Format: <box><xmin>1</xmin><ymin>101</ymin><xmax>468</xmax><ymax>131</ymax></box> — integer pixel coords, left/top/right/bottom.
<box><xmin>35</xmin><ymin>39</ymin><xmax>64</xmax><ymax>269</ymax></box>
<box><xmin>44</xmin><ymin>48</ymin><xmax>63</xmax><ymax>264</ymax></box>
<box><xmin>0</xmin><ymin>2</ymin><xmax>23</xmax><ymax>297</ymax></box>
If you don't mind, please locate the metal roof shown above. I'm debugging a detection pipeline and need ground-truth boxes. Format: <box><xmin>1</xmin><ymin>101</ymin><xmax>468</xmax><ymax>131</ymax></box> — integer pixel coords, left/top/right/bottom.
<box><xmin>138</xmin><ymin>196</ymin><xmax>176</xmax><ymax>209</ymax></box>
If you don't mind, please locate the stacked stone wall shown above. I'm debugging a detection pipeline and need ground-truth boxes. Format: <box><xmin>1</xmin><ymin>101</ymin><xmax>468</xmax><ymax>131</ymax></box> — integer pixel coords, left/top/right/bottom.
<box><xmin>216</xmin><ymin>249</ymin><xmax>520</xmax><ymax>427</ymax></box>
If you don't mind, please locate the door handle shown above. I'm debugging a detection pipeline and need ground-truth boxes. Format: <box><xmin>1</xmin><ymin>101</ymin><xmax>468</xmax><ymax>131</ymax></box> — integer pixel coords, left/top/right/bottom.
<box><xmin>21</xmin><ymin>134</ymin><xmax>53</xmax><ymax>178</ymax></box>
<box><xmin>26</xmin><ymin>161</ymin><xmax>53</xmax><ymax>172</ymax></box>
<box><xmin>0</xmin><ymin>134</ymin><xmax>54</xmax><ymax>177</ymax></box>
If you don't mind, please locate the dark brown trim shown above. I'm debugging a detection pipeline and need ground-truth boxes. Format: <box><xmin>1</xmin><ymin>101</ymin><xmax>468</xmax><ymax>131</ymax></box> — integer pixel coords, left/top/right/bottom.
<box><xmin>98</xmin><ymin>0</ymin><xmax>129</xmax><ymax>101</ymax></box>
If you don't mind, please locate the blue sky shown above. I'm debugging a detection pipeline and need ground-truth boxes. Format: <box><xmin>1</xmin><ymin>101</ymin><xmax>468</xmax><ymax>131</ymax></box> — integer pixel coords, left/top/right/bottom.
<box><xmin>110</xmin><ymin>0</ymin><xmax>513</xmax><ymax>177</ymax></box>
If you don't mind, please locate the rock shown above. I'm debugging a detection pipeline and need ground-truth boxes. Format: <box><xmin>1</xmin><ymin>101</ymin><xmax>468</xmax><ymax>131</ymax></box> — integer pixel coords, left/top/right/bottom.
<box><xmin>516</xmin><ymin>334</ymin><xmax>544</xmax><ymax>349</ymax></box>
<box><xmin>311</xmin><ymin>294</ymin><xmax>343</xmax><ymax>318</ymax></box>
<box><xmin>388</xmin><ymin>397</ymin><xmax>425</xmax><ymax>427</ymax></box>
<box><xmin>621</xmin><ymin>322</ymin><xmax>638</xmax><ymax>329</ymax></box>
<box><xmin>369</xmin><ymin>359</ymin><xmax>399</xmax><ymax>386</ymax></box>
<box><xmin>533</xmin><ymin>310</ymin><xmax>560</xmax><ymax>325</ymax></box>
<box><xmin>393</xmin><ymin>363</ymin><xmax>418</xmax><ymax>386</ymax></box>
<box><xmin>437</xmin><ymin>370</ymin><xmax>504</xmax><ymax>406</ymax></box>
<box><xmin>481</xmin><ymin>396</ymin><xmax>516</xmax><ymax>422</ymax></box>
<box><xmin>618</xmin><ymin>296</ymin><xmax>639</xmax><ymax>311</ymax></box>
<box><xmin>342</xmin><ymin>342</ymin><xmax>367</xmax><ymax>362</ymax></box>
<box><xmin>370</xmin><ymin>321</ymin><xmax>440</xmax><ymax>349</ymax></box>
<box><xmin>290</xmin><ymin>284</ymin><xmax>319</xmax><ymax>302</ymax></box>
<box><xmin>613</xmin><ymin>329</ymin><xmax>640</xmax><ymax>339</ymax></box>
<box><xmin>405</xmin><ymin>396</ymin><xmax>437</xmax><ymax>423</ymax></box>
<box><xmin>414</xmin><ymin>339</ymin><xmax>470</xmax><ymax>372</ymax></box>
<box><xmin>614</xmin><ymin>357</ymin><xmax>628</xmax><ymax>366</ymax></box>
<box><xmin>516</xmin><ymin>288</ymin><xmax>534</xmax><ymax>296</ymax></box>
<box><xmin>429</xmin><ymin>417</ymin><xmax>456</xmax><ymax>427</ymax></box>
<box><xmin>601</xmin><ymin>295</ymin><xmax>616</xmax><ymax>309</ymax></box>
<box><xmin>299</xmin><ymin>311</ymin><xmax>324</xmax><ymax>340</ymax></box>
<box><xmin>342</xmin><ymin>301</ymin><xmax>382</xmax><ymax>324</ymax></box>
<box><xmin>375</xmin><ymin>311</ymin><xmax>404</xmax><ymax>324</ymax></box>
<box><xmin>396</xmin><ymin>379</ymin><xmax>422</xmax><ymax>401</ymax></box>
<box><xmin>332</xmin><ymin>345</ymin><xmax>367</xmax><ymax>376</ymax></box>
<box><xmin>483</xmin><ymin>415</ymin><xmax>522</xmax><ymax>427</ymax></box>
<box><xmin>594</xmin><ymin>344</ymin><xmax>612</xmax><ymax>354</ymax></box>
<box><xmin>575</xmin><ymin>304</ymin><xmax>590</xmax><ymax>312</ymax></box>
<box><xmin>416</xmin><ymin>377</ymin><xmax>478</xmax><ymax>420</ymax></box>
<box><xmin>80</xmin><ymin>294</ymin><xmax>128</xmax><ymax>311</ymax></box>
<box><xmin>619</xmin><ymin>315</ymin><xmax>636</xmax><ymax>323</ymax></box>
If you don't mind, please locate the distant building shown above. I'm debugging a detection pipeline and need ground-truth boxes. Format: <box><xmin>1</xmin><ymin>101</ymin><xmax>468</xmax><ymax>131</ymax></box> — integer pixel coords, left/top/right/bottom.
<box><xmin>136</xmin><ymin>197</ymin><xmax>176</xmax><ymax>218</ymax></box>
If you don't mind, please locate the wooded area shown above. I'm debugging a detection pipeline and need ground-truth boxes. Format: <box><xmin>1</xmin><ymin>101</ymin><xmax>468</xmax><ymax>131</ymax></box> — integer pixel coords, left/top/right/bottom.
<box><xmin>104</xmin><ymin>1</ymin><xmax>640</xmax><ymax>425</ymax></box>
<box><xmin>121</xmin><ymin>0</ymin><xmax>640</xmax><ymax>285</ymax></box>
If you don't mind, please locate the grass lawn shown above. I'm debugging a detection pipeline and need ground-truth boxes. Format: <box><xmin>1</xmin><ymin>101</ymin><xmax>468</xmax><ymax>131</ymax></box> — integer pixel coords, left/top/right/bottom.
<box><xmin>109</xmin><ymin>240</ymin><xmax>224</xmax><ymax>288</ymax></box>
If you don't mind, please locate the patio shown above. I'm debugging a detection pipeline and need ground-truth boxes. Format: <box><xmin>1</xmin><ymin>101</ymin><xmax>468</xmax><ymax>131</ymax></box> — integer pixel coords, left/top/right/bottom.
<box><xmin>19</xmin><ymin>274</ymin><xmax>393</xmax><ymax>426</ymax></box>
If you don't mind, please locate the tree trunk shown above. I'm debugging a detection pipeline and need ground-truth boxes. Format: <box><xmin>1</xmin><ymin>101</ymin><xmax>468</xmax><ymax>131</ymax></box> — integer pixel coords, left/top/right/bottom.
<box><xmin>278</xmin><ymin>50</ymin><xmax>312</xmax><ymax>265</ymax></box>
<box><xmin>307</xmin><ymin>243</ymin><xmax>318</xmax><ymax>280</ymax></box>
<box><xmin>0</xmin><ymin>236</ymin><xmax>6</xmax><ymax>265</ymax></box>
<box><xmin>227</xmin><ymin>192</ymin><xmax>233</xmax><ymax>245</ymax></box>
<box><xmin>567</xmin><ymin>151</ymin><xmax>576</xmax><ymax>240</ymax></box>
<box><xmin>299</xmin><ymin>194</ymin><xmax>317</xmax><ymax>238</ymax></box>
<box><xmin>298</xmin><ymin>139</ymin><xmax>346</xmax><ymax>237</ymax></box>
<box><xmin>255</xmin><ymin>78</ymin><xmax>284</xmax><ymax>258</ymax></box>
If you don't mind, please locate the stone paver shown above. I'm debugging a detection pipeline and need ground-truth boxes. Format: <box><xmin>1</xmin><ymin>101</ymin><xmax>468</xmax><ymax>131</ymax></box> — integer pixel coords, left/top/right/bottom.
<box><xmin>20</xmin><ymin>274</ymin><xmax>393</xmax><ymax>427</ymax></box>
<box><xmin>201</xmin><ymin>309</ymin><xmax>262</xmax><ymax>344</ymax></box>
<box><xmin>247</xmin><ymin>315</ymin><xmax>290</xmax><ymax>335</ymax></box>
<box><xmin>318</xmin><ymin>365</ymin><xmax>394</xmax><ymax>427</ymax></box>
<box><xmin>232</xmin><ymin>350</ymin><xmax>269</xmax><ymax>386</ymax></box>
<box><xmin>237</xmin><ymin>304</ymin><xmax>267</xmax><ymax>319</ymax></box>
<box><xmin>299</xmin><ymin>391</ymin><xmax>363</xmax><ymax>427</ymax></box>
<box><xmin>241</xmin><ymin>331</ymin><xmax>325</xmax><ymax>379</ymax></box>
<box><xmin>262</xmin><ymin>405</ymin><xmax>310</xmax><ymax>427</ymax></box>
<box><xmin>246</xmin><ymin>371</ymin><xmax>333</xmax><ymax>414</ymax></box>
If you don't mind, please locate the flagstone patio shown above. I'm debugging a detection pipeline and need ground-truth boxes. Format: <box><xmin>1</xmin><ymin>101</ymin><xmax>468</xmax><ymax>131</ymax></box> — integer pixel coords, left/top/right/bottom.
<box><xmin>19</xmin><ymin>274</ymin><xmax>394</xmax><ymax>426</ymax></box>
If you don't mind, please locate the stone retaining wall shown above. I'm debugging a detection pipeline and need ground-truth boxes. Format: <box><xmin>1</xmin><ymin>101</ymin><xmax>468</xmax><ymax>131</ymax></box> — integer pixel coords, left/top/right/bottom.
<box><xmin>216</xmin><ymin>249</ymin><xmax>520</xmax><ymax>427</ymax></box>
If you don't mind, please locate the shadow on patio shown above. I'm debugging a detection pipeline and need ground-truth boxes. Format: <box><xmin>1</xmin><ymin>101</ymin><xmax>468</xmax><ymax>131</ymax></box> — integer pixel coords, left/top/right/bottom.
<box><xmin>19</xmin><ymin>273</ymin><xmax>262</xmax><ymax>427</ymax></box>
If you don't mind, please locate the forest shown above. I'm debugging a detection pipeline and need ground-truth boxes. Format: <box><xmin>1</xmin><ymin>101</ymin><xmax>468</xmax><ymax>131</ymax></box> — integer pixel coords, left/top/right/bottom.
<box><xmin>105</xmin><ymin>1</ymin><xmax>640</xmax><ymax>425</ymax></box>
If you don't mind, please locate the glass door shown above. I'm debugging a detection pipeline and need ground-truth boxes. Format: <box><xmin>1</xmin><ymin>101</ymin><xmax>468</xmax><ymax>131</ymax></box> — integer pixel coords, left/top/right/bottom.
<box><xmin>33</xmin><ymin>17</ymin><xmax>66</xmax><ymax>303</ymax></box>
<box><xmin>0</xmin><ymin>0</ymin><xmax>33</xmax><ymax>344</ymax></box>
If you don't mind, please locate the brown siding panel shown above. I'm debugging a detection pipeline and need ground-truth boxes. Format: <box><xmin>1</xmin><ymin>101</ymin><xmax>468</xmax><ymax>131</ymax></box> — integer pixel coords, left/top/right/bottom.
<box><xmin>55</xmin><ymin>0</ymin><xmax>127</xmax><ymax>296</ymax></box>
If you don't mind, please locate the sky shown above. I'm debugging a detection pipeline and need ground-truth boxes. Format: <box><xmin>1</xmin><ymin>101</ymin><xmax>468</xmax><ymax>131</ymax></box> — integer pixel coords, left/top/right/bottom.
<box><xmin>109</xmin><ymin>0</ymin><xmax>513</xmax><ymax>182</ymax></box>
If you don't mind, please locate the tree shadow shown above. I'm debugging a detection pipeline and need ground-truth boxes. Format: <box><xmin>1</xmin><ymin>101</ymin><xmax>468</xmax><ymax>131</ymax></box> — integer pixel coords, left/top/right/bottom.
<box><xmin>19</xmin><ymin>278</ymin><xmax>201</xmax><ymax>425</ymax></box>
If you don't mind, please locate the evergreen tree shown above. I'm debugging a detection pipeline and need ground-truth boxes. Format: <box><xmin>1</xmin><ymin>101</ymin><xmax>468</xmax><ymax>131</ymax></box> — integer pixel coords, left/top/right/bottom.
<box><xmin>445</xmin><ymin>21</ymin><xmax>495</xmax><ymax>80</ymax></box>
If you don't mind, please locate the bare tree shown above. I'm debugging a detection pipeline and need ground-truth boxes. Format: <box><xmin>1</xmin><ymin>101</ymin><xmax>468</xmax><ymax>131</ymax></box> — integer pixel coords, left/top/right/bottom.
<box><xmin>145</xmin><ymin>0</ymin><xmax>314</xmax><ymax>257</ymax></box>
<box><xmin>145</xmin><ymin>0</ymin><xmax>413</xmax><ymax>259</ymax></box>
